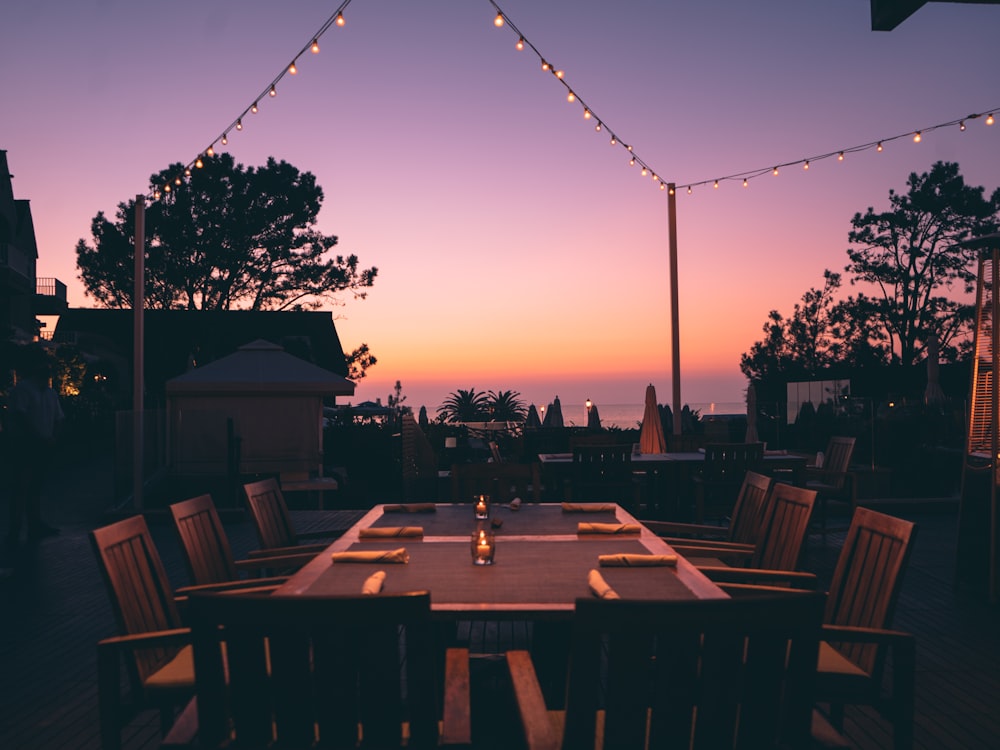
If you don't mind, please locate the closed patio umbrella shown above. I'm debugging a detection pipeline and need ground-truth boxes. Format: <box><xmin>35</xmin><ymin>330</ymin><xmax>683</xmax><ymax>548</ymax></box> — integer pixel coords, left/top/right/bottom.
<box><xmin>525</xmin><ymin>403</ymin><xmax>542</xmax><ymax>428</ymax></box>
<box><xmin>639</xmin><ymin>384</ymin><xmax>667</xmax><ymax>454</ymax></box>
<box><xmin>587</xmin><ymin>402</ymin><xmax>602</xmax><ymax>429</ymax></box>
<box><xmin>546</xmin><ymin>396</ymin><xmax>565</xmax><ymax>428</ymax></box>
<box><xmin>745</xmin><ymin>383</ymin><xmax>760</xmax><ymax>443</ymax></box>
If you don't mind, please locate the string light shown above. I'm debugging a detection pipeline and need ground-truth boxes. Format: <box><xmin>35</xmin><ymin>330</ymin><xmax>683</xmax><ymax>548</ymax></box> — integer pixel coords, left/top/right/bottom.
<box><xmin>494</xmin><ymin>11</ymin><xmax>504</xmax><ymax>27</ymax></box>
<box><xmin>174</xmin><ymin>176</ymin><xmax>182</xmax><ymax>186</ymax></box>
<box><xmin>960</xmin><ymin>120</ymin><xmax>966</xmax><ymax>131</ymax></box>
<box><xmin>743</xmin><ymin>178</ymin><xmax>748</xmax><ymax>187</ymax></box>
<box><xmin>837</xmin><ymin>151</ymin><xmax>844</xmax><ymax>161</ymax></box>
<box><xmin>516</xmin><ymin>36</ymin><xmax>524</xmax><ymax>50</ymax></box>
<box><xmin>269</xmin><ymin>84</ymin><xmax>277</xmax><ymax>97</ymax></box>
<box><xmin>288</xmin><ymin>60</ymin><xmax>297</xmax><ymax>75</ymax></box>
<box><xmin>251</xmin><ymin>102</ymin><xmax>258</xmax><ymax>114</ymax></box>
<box><xmin>206</xmin><ymin>145</ymin><xmax>214</xmax><ymax>157</ymax></box>
<box><xmin>610</xmin><ymin>136</ymin><xmax>616</xmax><ymax>146</ymax></box>
<box><xmin>630</xmin><ymin>157</ymin><xmax>636</xmax><ymax>167</ymax></box>
<box><xmin>713</xmin><ymin>180</ymin><xmax>719</xmax><ymax>189</ymax></box>
<box><xmin>336</xmin><ymin>11</ymin><xmax>345</xmax><ymax>26</ymax></box>
<box><xmin>913</xmin><ymin>131</ymin><xmax>921</xmax><ymax>143</ymax></box>
<box><xmin>773</xmin><ymin>167</ymin><xmax>779</xmax><ymax>176</ymax></box>
<box><xmin>163</xmin><ymin>183</ymin><xmax>171</xmax><ymax>193</ymax></box>
<box><xmin>195</xmin><ymin>157</ymin><xmax>203</xmax><ymax>169</ymax></box>
<box><xmin>236</xmin><ymin>119</ymin><xmax>243</xmax><ymax>131</ymax></box>
<box><xmin>221</xmin><ymin>133</ymin><xmax>228</xmax><ymax>145</ymax></box>
<box><xmin>803</xmin><ymin>161</ymin><xmax>809</xmax><ymax>170</ymax></box>
<box><xmin>311</xmin><ymin>39</ymin><xmax>320</xmax><ymax>53</ymax></box>
<box><xmin>988</xmin><ymin>113</ymin><xmax>995</xmax><ymax>125</ymax></box>
<box><xmin>594</xmin><ymin>122</ymin><xmax>602</xmax><ymax>132</ymax></box>
<box><xmin>567</xmin><ymin>91</ymin><xmax>575</xmax><ymax>103</ymax></box>
<box><xmin>687</xmin><ymin>186</ymin><xmax>692</xmax><ymax>194</ymax></box>
<box><xmin>877</xmin><ymin>141</ymin><xmax>883</xmax><ymax>152</ymax></box>
<box><xmin>555</xmin><ymin>70</ymin><xmax>565</xmax><ymax>79</ymax></box>
<box><xmin>583</xmin><ymin>108</ymin><xmax>591</xmax><ymax>119</ymax></box>
<box><xmin>541</xmin><ymin>60</ymin><xmax>550</xmax><ymax>71</ymax></box>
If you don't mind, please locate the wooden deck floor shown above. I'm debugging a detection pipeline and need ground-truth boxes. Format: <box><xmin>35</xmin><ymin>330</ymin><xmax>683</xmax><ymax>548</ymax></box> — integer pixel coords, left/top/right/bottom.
<box><xmin>1</xmin><ymin>462</ymin><xmax>997</xmax><ymax>749</ymax></box>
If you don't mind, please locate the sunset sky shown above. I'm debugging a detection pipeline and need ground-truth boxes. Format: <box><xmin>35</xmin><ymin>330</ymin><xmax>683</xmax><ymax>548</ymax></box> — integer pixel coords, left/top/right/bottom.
<box><xmin>4</xmin><ymin>0</ymin><xmax>998</xmax><ymax>415</ymax></box>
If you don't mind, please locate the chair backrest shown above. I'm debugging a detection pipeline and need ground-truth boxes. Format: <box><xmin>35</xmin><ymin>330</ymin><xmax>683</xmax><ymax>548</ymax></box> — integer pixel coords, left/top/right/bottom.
<box><xmin>560</xmin><ymin>592</ymin><xmax>825</xmax><ymax>750</ymax></box>
<box><xmin>401</xmin><ymin>413</ymin><xmax>438</xmax><ymax>499</ymax></box>
<box><xmin>488</xmin><ymin>440</ymin><xmax>503</xmax><ymax>464</ymax></box>
<box><xmin>727</xmin><ymin>470</ymin><xmax>775</xmax><ymax>545</ymax></box>
<box><xmin>570</xmin><ymin>444</ymin><xmax>634</xmax><ymax>503</ymax></box>
<box><xmin>169</xmin><ymin>494</ymin><xmax>238</xmax><ymax>586</ymax></box>
<box><xmin>186</xmin><ymin>590</ymin><xmax>440</xmax><ymax>749</ymax></box>
<box><xmin>243</xmin><ymin>477</ymin><xmax>297</xmax><ymax>550</ymax></box>
<box><xmin>702</xmin><ymin>442</ymin><xmax>765</xmax><ymax>483</ymax></box>
<box><xmin>450</xmin><ymin>462</ymin><xmax>542</xmax><ymax>503</ymax></box>
<box><xmin>820</xmin><ymin>436</ymin><xmax>856</xmax><ymax>489</ymax></box>
<box><xmin>825</xmin><ymin>507</ymin><xmax>916</xmax><ymax>675</ymax></box>
<box><xmin>751</xmin><ymin>482</ymin><xmax>817</xmax><ymax>571</ymax></box>
<box><xmin>90</xmin><ymin>515</ymin><xmax>183</xmax><ymax>686</ymax></box>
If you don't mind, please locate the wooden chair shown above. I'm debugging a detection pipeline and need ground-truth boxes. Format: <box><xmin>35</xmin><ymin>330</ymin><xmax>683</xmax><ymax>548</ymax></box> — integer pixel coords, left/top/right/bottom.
<box><xmin>642</xmin><ymin>470</ymin><xmax>773</xmax><ymax>551</ymax></box>
<box><xmin>693</xmin><ymin>442</ymin><xmax>765</xmax><ymax>522</ymax></box>
<box><xmin>168</xmin><ymin>494</ymin><xmax>316</xmax><ymax>587</ymax></box>
<box><xmin>90</xmin><ymin>515</ymin><xmax>195</xmax><ymax>750</ymax></box>
<box><xmin>805</xmin><ymin>436</ymin><xmax>857</xmax><ymax>538</ymax></box>
<box><xmin>451</xmin><ymin>461</ymin><xmax>542</xmax><ymax>503</ymax></box>
<box><xmin>402</xmin><ymin>412</ymin><xmax>441</xmax><ymax>500</ymax></box>
<box><xmin>568</xmin><ymin>444</ymin><xmax>641</xmax><ymax>511</ymax></box>
<box><xmin>678</xmin><ymin>482</ymin><xmax>817</xmax><ymax>574</ymax></box>
<box><xmin>242</xmin><ymin>477</ymin><xmax>346</xmax><ymax>558</ymax></box>
<box><xmin>505</xmin><ymin>590</ymin><xmax>826</xmax><ymax>750</ymax></box>
<box><xmin>162</xmin><ymin>591</ymin><xmax>471</xmax><ymax>749</ymax></box>
<box><xmin>695</xmin><ymin>507</ymin><xmax>918</xmax><ymax>750</ymax></box>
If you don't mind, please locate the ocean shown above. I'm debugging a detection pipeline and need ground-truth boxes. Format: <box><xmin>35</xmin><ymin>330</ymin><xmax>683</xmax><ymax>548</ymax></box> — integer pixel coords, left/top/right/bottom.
<box><xmin>565</xmin><ymin>402</ymin><xmax>747</xmax><ymax>429</ymax></box>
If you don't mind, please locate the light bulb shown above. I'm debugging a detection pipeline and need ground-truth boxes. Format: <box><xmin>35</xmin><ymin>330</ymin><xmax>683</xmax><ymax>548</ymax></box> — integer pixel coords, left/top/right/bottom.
<box><xmin>629</xmin><ymin>157</ymin><xmax>636</xmax><ymax>167</ymax></box>
<box><xmin>876</xmin><ymin>141</ymin><xmax>883</xmax><ymax>152</ymax></box>
<box><xmin>803</xmin><ymin>161</ymin><xmax>809</xmax><ymax>170</ymax></box>
<box><xmin>583</xmin><ymin>108</ymin><xmax>591</xmax><ymax>119</ymax></box>
<box><xmin>206</xmin><ymin>145</ymin><xmax>214</xmax><ymax>157</ymax></box>
<box><xmin>959</xmin><ymin>120</ymin><xmax>966</xmax><ymax>131</ymax></box>
<box><xmin>651</xmin><ymin>173</ymin><xmax>657</xmax><ymax>181</ymax></box>
<box><xmin>641</xmin><ymin>166</ymin><xmax>648</xmax><ymax>176</ymax></box>
<box><xmin>516</xmin><ymin>37</ymin><xmax>524</xmax><ymax>50</ymax></box>
<box><xmin>288</xmin><ymin>61</ymin><xmax>297</xmax><ymax>75</ymax></box>
<box><xmin>221</xmin><ymin>133</ymin><xmax>228</xmax><ymax>145</ymax></box>
<box><xmin>837</xmin><ymin>151</ymin><xmax>844</xmax><ymax>161</ymax></box>
<box><xmin>494</xmin><ymin>12</ymin><xmax>504</xmax><ymax>27</ymax></box>
<box><xmin>541</xmin><ymin>60</ymin><xmax>550</xmax><ymax>71</ymax></box>
<box><xmin>610</xmin><ymin>136</ymin><xmax>616</xmax><ymax>146</ymax></box>
<box><xmin>195</xmin><ymin>158</ymin><xmax>204</xmax><ymax>169</ymax></box>
<box><xmin>311</xmin><ymin>39</ymin><xmax>320</xmax><ymax>53</ymax></box>
<box><xmin>174</xmin><ymin>176</ymin><xmax>181</xmax><ymax>185</ymax></box>
<box><xmin>236</xmin><ymin>119</ymin><xmax>243</xmax><ymax>131</ymax></box>
<box><xmin>743</xmin><ymin>178</ymin><xmax>748</xmax><ymax>187</ymax></box>
<box><xmin>567</xmin><ymin>91</ymin><xmax>575</xmax><ymax>103</ymax></box>
<box><xmin>153</xmin><ymin>190</ymin><xmax>161</xmax><ymax>200</ymax></box>
<box><xmin>594</xmin><ymin>122</ymin><xmax>602</xmax><ymax>132</ymax></box>
<box><xmin>184</xmin><ymin>168</ymin><xmax>191</xmax><ymax>177</ymax></box>
<box><xmin>164</xmin><ymin>183</ymin><xmax>171</xmax><ymax>193</ymax></box>
<box><xmin>556</xmin><ymin>70</ymin><xmax>564</xmax><ymax>79</ymax></box>
<box><xmin>913</xmin><ymin>131</ymin><xmax>921</xmax><ymax>143</ymax></box>
<box><xmin>713</xmin><ymin>180</ymin><xmax>719</xmax><ymax>189</ymax></box>
<box><xmin>687</xmin><ymin>186</ymin><xmax>692</xmax><ymax>194</ymax></box>
<box><xmin>987</xmin><ymin>113</ymin><xmax>995</xmax><ymax>125</ymax></box>
<box><xmin>251</xmin><ymin>102</ymin><xmax>259</xmax><ymax>114</ymax></box>
<box><xmin>773</xmin><ymin>167</ymin><xmax>779</xmax><ymax>176</ymax></box>
<box><xmin>336</xmin><ymin>11</ymin><xmax>345</xmax><ymax>26</ymax></box>
<box><xmin>269</xmin><ymin>84</ymin><xmax>277</xmax><ymax>97</ymax></box>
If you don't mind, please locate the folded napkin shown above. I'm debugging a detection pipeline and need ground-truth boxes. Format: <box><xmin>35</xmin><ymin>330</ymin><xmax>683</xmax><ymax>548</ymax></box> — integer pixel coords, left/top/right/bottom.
<box><xmin>382</xmin><ymin>503</ymin><xmax>436</xmax><ymax>513</ymax></box>
<box><xmin>577</xmin><ymin>522</ymin><xmax>641</xmax><ymax>535</ymax></box>
<box><xmin>361</xmin><ymin>570</ymin><xmax>386</xmax><ymax>595</ymax></box>
<box><xmin>359</xmin><ymin>526</ymin><xmax>424</xmax><ymax>539</ymax></box>
<box><xmin>587</xmin><ymin>569</ymin><xmax>620</xmax><ymax>599</ymax></box>
<box><xmin>331</xmin><ymin>548</ymin><xmax>409</xmax><ymax>564</ymax></box>
<box><xmin>598</xmin><ymin>553</ymin><xmax>678</xmax><ymax>567</ymax></box>
<box><xmin>562</xmin><ymin>502</ymin><xmax>617</xmax><ymax>513</ymax></box>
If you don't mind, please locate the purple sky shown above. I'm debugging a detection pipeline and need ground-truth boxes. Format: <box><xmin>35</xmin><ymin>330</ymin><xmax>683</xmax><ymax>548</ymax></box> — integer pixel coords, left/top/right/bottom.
<box><xmin>4</xmin><ymin>0</ymin><xmax>999</xmax><ymax>413</ymax></box>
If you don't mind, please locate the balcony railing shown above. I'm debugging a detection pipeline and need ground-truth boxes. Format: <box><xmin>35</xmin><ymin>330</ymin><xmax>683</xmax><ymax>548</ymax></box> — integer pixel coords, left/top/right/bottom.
<box><xmin>36</xmin><ymin>277</ymin><xmax>67</xmax><ymax>301</ymax></box>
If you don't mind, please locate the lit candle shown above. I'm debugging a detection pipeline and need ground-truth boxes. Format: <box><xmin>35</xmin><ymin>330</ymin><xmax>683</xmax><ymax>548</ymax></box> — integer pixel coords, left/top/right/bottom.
<box><xmin>474</xmin><ymin>494</ymin><xmax>489</xmax><ymax>519</ymax></box>
<box><xmin>471</xmin><ymin>527</ymin><xmax>495</xmax><ymax>565</ymax></box>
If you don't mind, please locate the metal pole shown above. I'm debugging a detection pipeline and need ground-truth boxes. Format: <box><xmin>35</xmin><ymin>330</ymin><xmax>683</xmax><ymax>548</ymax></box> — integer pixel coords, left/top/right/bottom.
<box><xmin>133</xmin><ymin>196</ymin><xmax>145</xmax><ymax>510</ymax></box>
<box><xmin>991</xmin><ymin>247</ymin><xmax>999</xmax><ymax>603</ymax></box>
<box><xmin>667</xmin><ymin>183</ymin><xmax>681</xmax><ymax>435</ymax></box>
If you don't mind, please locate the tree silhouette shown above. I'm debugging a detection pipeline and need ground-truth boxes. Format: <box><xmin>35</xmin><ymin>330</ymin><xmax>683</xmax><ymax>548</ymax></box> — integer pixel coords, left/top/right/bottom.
<box><xmin>437</xmin><ymin>388</ymin><xmax>489</xmax><ymax>423</ymax></box>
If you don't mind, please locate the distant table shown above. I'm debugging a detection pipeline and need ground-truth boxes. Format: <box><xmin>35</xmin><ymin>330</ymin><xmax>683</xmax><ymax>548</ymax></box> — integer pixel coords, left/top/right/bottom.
<box><xmin>274</xmin><ymin>503</ymin><xmax>726</xmax><ymax>618</ymax></box>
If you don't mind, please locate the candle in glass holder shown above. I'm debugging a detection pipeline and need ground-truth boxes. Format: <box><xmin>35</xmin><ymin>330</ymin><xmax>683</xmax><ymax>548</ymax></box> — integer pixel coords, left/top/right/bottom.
<box><xmin>473</xmin><ymin>494</ymin><xmax>490</xmax><ymax>519</ymax></box>
<box><xmin>471</xmin><ymin>527</ymin><xmax>496</xmax><ymax>565</ymax></box>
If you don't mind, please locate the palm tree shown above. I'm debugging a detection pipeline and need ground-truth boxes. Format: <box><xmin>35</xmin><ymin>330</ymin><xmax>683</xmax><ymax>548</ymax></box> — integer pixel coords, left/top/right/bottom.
<box><xmin>487</xmin><ymin>389</ymin><xmax>528</xmax><ymax>422</ymax></box>
<box><xmin>437</xmin><ymin>388</ymin><xmax>489</xmax><ymax>423</ymax></box>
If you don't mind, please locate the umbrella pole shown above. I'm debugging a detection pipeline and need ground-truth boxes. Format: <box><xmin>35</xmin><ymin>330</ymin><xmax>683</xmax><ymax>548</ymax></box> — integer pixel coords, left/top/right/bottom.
<box><xmin>667</xmin><ymin>183</ymin><xmax>681</xmax><ymax>435</ymax></box>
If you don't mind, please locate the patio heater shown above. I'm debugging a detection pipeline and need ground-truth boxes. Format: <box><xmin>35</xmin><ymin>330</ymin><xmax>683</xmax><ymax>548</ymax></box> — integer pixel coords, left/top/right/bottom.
<box><xmin>958</xmin><ymin>233</ymin><xmax>1000</xmax><ymax>602</ymax></box>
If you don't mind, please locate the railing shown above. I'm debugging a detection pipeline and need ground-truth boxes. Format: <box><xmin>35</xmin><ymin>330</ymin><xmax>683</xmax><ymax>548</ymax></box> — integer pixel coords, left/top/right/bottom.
<box><xmin>36</xmin><ymin>277</ymin><xmax>67</xmax><ymax>301</ymax></box>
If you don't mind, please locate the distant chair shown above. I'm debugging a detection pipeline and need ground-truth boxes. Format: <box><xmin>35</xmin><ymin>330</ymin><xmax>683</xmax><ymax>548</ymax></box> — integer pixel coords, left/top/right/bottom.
<box><xmin>242</xmin><ymin>478</ymin><xmax>345</xmax><ymax>557</ymax></box>
<box><xmin>569</xmin><ymin>444</ymin><xmax>641</xmax><ymax>511</ymax></box>
<box><xmin>805</xmin><ymin>435</ymin><xmax>856</xmax><ymax>538</ymax></box>
<box><xmin>693</xmin><ymin>442</ymin><xmax>765</xmax><ymax>522</ymax></box>
<box><xmin>450</xmin><ymin>462</ymin><xmax>542</xmax><ymax>504</ymax></box>
<box><xmin>401</xmin><ymin>413</ymin><xmax>441</xmax><ymax>500</ymax></box>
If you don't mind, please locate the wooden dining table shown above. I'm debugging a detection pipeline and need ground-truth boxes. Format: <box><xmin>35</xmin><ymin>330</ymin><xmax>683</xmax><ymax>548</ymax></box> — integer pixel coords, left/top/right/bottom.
<box><xmin>273</xmin><ymin>503</ymin><xmax>726</xmax><ymax>619</ymax></box>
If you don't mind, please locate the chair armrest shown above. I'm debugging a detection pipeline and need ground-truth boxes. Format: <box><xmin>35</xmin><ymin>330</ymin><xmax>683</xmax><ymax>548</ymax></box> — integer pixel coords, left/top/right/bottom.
<box><xmin>506</xmin><ymin>650</ymin><xmax>559</xmax><ymax>750</ymax></box>
<box><xmin>97</xmin><ymin>627</ymin><xmax>191</xmax><ymax>651</ymax></box>
<box><xmin>665</xmin><ymin>538</ymin><xmax>755</xmax><ymax>552</ymax></box>
<box><xmin>174</xmin><ymin>578</ymin><xmax>287</xmax><ymax>598</ymax></box>
<box><xmin>696</xmin><ymin>566</ymin><xmax>820</xmax><ymax>589</ymax></box>
<box><xmin>441</xmin><ymin>648</ymin><xmax>471</xmax><ymax>746</ymax></box>
<box><xmin>717</xmin><ymin>582</ymin><xmax>823</xmax><ymax>598</ymax></box>
<box><xmin>641</xmin><ymin>520</ymin><xmax>731</xmax><ymax>540</ymax></box>
<box><xmin>234</xmin><ymin>553</ymin><xmax>316</xmax><ymax>573</ymax></box>
<box><xmin>161</xmin><ymin>697</ymin><xmax>199</xmax><ymax>748</ymax></box>
<box><xmin>247</xmin><ymin>542</ymin><xmax>328</xmax><ymax>558</ymax></box>
<box><xmin>821</xmin><ymin>624</ymin><xmax>914</xmax><ymax>647</ymax></box>
<box><xmin>671</xmin><ymin>543</ymin><xmax>754</xmax><ymax>560</ymax></box>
